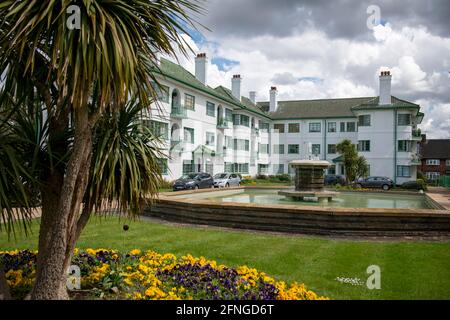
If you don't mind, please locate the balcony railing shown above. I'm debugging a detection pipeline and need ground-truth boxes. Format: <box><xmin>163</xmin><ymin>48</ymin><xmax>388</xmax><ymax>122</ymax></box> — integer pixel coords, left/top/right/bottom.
<box><xmin>412</xmin><ymin>129</ymin><xmax>422</xmax><ymax>140</ymax></box>
<box><xmin>411</xmin><ymin>154</ymin><xmax>421</xmax><ymax>165</ymax></box>
<box><xmin>170</xmin><ymin>103</ymin><xmax>187</xmax><ymax>119</ymax></box>
<box><xmin>217</xmin><ymin>118</ymin><xmax>229</xmax><ymax>129</ymax></box>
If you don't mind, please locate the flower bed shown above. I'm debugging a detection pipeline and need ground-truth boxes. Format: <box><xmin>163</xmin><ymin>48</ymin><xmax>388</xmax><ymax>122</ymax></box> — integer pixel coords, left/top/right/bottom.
<box><xmin>0</xmin><ymin>249</ymin><xmax>328</xmax><ymax>300</ymax></box>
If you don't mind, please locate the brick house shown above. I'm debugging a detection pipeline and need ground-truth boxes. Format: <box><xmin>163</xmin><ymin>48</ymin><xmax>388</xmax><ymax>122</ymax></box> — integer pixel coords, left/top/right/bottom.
<box><xmin>419</xmin><ymin>139</ymin><xmax>450</xmax><ymax>181</ymax></box>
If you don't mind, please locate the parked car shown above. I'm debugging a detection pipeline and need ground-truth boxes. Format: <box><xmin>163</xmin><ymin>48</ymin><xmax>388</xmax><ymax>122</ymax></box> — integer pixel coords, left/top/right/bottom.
<box><xmin>401</xmin><ymin>180</ymin><xmax>426</xmax><ymax>191</ymax></box>
<box><xmin>354</xmin><ymin>176</ymin><xmax>394</xmax><ymax>190</ymax></box>
<box><xmin>213</xmin><ymin>173</ymin><xmax>241</xmax><ymax>188</ymax></box>
<box><xmin>172</xmin><ymin>172</ymin><xmax>214</xmax><ymax>191</ymax></box>
<box><xmin>324</xmin><ymin>174</ymin><xmax>347</xmax><ymax>186</ymax></box>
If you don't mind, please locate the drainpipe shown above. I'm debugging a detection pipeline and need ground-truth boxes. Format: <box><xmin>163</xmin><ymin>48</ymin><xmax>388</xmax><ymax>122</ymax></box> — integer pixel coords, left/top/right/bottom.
<box><xmin>394</xmin><ymin>109</ymin><xmax>397</xmax><ymax>185</ymax></box>
<box><xmin>324</xmin><ymin>119</ymin><xmax>327</xmax><ymax>161</ymax></box>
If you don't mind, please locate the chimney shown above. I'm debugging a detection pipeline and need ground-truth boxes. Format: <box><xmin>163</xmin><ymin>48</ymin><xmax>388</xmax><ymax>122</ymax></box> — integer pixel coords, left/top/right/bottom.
<box><xmin>269</xmin><ymin>86</ymin><xmax>278</xmax><ymax>112</ymax></box>
<box><xmin>231</xmin><ymin>75</ymin><xmax>242</xmax><ymax>101</ymax></box>
<box><xmin>249</xmin><ymin>91</ymin><xmax>257</xmax><ymax>104</ymax></box>
<box><xmin>379</xmin><ymin>70</ymin><xmax>392</xmax><ymax>105</ymax></box>
<box><xmin>195</xmin><ymin>53</ymin><xmax>208</xmax><ymax>85</ymax></box>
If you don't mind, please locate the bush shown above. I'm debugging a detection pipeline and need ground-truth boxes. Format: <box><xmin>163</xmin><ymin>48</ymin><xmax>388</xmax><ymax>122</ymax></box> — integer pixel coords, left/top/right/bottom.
<box><xmin>275</xmin><ymin>174</ymin><xmax>292</xmax><ymax>182</ymax></box>
<box><xmin>256</xmin><ymin>174</ymin><xmax>268</xmax><ymax>180</ymax></box>
<box><xmin>159</xmin><ymin>179</ymin><xmax>173</xmax><ymax>189</ymax></box>
<box><xmin>400</xmin><ymin>179</ymin><xmax>427</xmax><ymax>191</ymax></box>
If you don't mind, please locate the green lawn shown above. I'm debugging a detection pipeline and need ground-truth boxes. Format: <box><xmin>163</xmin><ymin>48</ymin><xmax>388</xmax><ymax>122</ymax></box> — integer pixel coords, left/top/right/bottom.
<box><xmin>1</xmin><ymin>216</ymin><xmax>450</xmax><ymax>300</ymax></box>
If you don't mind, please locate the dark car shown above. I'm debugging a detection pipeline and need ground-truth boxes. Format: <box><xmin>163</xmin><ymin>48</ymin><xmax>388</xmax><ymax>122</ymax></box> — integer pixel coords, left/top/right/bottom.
<box><xmin>401</xmin><ymin>180</ymin><xmax>426</xmax><ymax>191</ymax></box>
<box><xmin>172</xmin><ymin>172</ymin><xmax>214</xmax><ymax>191</ymax></box>
<box><xmin>354</xmin><ymin>176</ymin><xmax>394</xmax><ymax>190</ymax></box>
<box><xmin>324</xmin><ymin>174</ymin><xmax>347</xmax><ymax>186</ymax></box>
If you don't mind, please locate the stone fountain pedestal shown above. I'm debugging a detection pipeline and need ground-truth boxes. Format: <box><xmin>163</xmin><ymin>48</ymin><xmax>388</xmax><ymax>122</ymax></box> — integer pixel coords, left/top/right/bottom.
<box><xmin>278</xmin><ymin>160</ymin><xmax>338</xmax><ymax>201</ymax></box>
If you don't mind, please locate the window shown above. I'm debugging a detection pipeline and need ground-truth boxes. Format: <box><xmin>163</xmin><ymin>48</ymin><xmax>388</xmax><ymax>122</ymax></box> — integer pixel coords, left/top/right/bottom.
<box><xmin>328</xmin><ymin>165</ymin><xmax>336</xmax><ymax>175</ymax></box>
<box><xmin>426</xmin><ymin>172</ymin><xmax>440</xmax><ymax>180</ymax></box>
<box><xmin>273</xmin><ymin>164</ymin><xmax>285</xmax><ymax>174</ymax></box>
<box><xmin>233</xmin><ymin>114</ymin><xmax>249</xmax><ymax>127</ymax></box>
<box><xmin>358</xmin><ymin>115</ymin><xmax>371</xmax><ymax>127</ymax></box>
<box><xmin>398</xmin><ymin>140</ymin><xmax>411</xmax><ymax>152</ymax></box>
<box><xmin>446</xmin><ymin>160</ymin><xmax>450</xmax><ymax>166</ymax></box>
<box><xmin>258</xmin><ymin>164</ymin><xmax>269</xmax><ymax>174</ymax></box>
<box><xmin>397</xmin><ymin>165</ymin><xmax>411</xmax><ymax>177</ymax></box>
<box><xmin>182</xmin><ymin>160</ymin><xmax>194</xmax><ymax>174</ymax></box>
<box><xmin>312</xmin><ymin>144</ymin><xmax>321</xmax><ymax>155</ymax></box>
<box><xmin>273</xmin><ymin>144</ymin><xmax>285</xmax><ymax>154</ymax></box>
<box><xmin>206</xmin><ymin>132</ymin><xmax>215</xmax><ymax>146</ymax></box>
<box><xmin>259</xmin><ymin>121</ymin><xmax>270</xmax><ymax>132</ymax></box>
<box><xmin>184</xmin><ymin>127</ymin><xmax>194</xmax><ymax>144</ymax></box>
<box><xmin>358</xmin><ymin>140</ymin><xmax>371</xmax><ymax>152</ymax></box>
<box><xmin>233</xmin><ymin>139</ymin><xmax>250</xmax><ymax>151</ymax></box>
<box><xmin>149</xmin><ymin>121</ymin><xmax>168</xmax><ymax>140</ymax></box>
<box><xmin>327</xmin><ymin>122</ymin><xmax>337</xmax><ymax>133</ymax></box>
<box><xmin>426</xmin><ymin>159</ymin><xmax>440</xmax><ymax>165</ymax></box>
<box><xmin>258</xmin><ymin>143</ymin><xmax>269</xmax><ymax>154</ymax></box>
<box><xmin>206</xmin><ymin>102</ymin><xmax>215</xmax><ymax>117</ymax></box>
<box><xmin>398</xmin><ymin>114</ymin><xmax>411</xmax><ymax>126</ymax></box>
<box><xmin>288</xmin><ymin>123</ymin><xmax>300</xmax><ymax>133</ymax></box>
<box><xmin>230</xmin><ymin>163</ymin><xmax>249</xmax><ymax>174</ymax></box>
<box><xmin>340</xmin><ymin>122</ymin><xmax>346</xmax><ymax>132</ymax></box>
<box><xmin>157</xmin><ymin>158</ymin><xmax>168</xmax><ymax>175</ymax></box>
<box><xmin>347</xmin><ymin>122</ymin><xmax>356</xmax><ymax>132</ymax></box>
<box><xmin>327</xmin><ymin>144</ymin><xmax>337</xmax><ymax>154</ymax></box>
<box><xmin>288</xmin><ymin>144</ymin><xmax>299</xmax><ymax>154</ymax></box>
<box><xmin>225</xmin><ymin>136</ymin><xmax>233</xmax><ymax>149</ymax></box>
<box><xmin>274</xmin><ymin>123</ymin><xmax>285</xmax><ymax>133</ymax></box>
<box><xmin>309</xmin><ymin>122</ymin><xmax>321</xmax><ymax>132</ymax></box>
<box><xmin>184</xmin><ymin>94</ymin><xmax>195</xmax><ymax>110</ymax></box>
<box><xmin>151</xmin><ymin>82</ymin><xmax>169</xmax><ymax>103</ymax></box>
<box><xmin>225</xmin><ymin>109</ymin><xmax>233</xmax><ymax>122</ymax></box>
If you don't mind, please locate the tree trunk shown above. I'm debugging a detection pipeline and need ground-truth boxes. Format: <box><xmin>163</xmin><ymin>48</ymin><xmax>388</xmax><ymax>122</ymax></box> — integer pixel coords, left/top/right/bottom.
<box><xmin>0</xmin><ymin>263</ymin><xmax>11</xmax><ymax>300</ymax></box>
<box><xmin>31</xmin><ymin>107</ymin><xmax>93</xmax><ymax>300</ymax></box>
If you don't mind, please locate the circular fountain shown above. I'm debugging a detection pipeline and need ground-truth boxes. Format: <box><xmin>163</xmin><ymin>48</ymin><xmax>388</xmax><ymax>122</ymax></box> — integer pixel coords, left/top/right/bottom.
<box><xmin>278</xmin><ymin>160</ymin><xmax>338</xmax><ymax>201</ymax></box>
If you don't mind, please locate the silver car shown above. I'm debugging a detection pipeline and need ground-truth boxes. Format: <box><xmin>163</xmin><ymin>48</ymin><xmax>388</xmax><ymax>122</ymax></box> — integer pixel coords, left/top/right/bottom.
<box><xmin>213</xmin><ymin>173</ymin><xmax>241</xmax><ymax>188</ymax></box>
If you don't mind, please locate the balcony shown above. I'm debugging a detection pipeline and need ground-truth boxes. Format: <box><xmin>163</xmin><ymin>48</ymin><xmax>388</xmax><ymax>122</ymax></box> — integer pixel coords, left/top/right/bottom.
<box><xmin>411</xmin><ymin>154</ymin><xmax>421</xmax><ymax>165</ymax></box>
<box><xmin>170</xmin><ymin>139</ymin><xmax>185</xmax><ymax>154</ymax></box>
<box><xmin>170</xmin><ymin>104</ymin><xmax>187</xmax><ymax>119</ymax></box>
<box><xmin>412</xmin><ymin>129</ymin><xmax>422</xmax><ymax>141</ymax></box>
<box><xmin>217</xmin><ymin>118</ymin><xmax>229</xmax><ymax>129</ymax></box>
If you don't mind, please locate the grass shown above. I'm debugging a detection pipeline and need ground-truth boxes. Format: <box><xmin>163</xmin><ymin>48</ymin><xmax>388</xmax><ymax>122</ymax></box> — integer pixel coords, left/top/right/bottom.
<box><xmin>1</xmin><ymin>216</ymin><xmax>450</xmax><ymax>300</ymax></box>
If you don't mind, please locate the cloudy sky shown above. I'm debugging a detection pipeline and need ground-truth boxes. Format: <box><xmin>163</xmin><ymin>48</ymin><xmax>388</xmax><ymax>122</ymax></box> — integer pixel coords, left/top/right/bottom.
<box><xmin>168</xmin><ymin>0</ymin><xmax>450</xmax><ymax>138</ymax></box>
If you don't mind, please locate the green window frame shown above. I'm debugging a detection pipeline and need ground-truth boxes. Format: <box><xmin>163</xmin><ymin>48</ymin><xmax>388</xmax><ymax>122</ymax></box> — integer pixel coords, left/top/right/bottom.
<box><xmin>347</xmin><ymin>122</ymin><xmax>356</xmax><ymax>132</ymax></box>
<box><xmin>182</xmin><ymin>160</ymin><xmax>194</xmax><ymax>175</ymax></box>
<box><xmin>309</xmin><ymin>122</ymin><xmax>321</xmax><ymax>132</ymax></box>
<box><xmin>225</xmin><ymin>109</ymin><xmax>233</xmax><ymax>122</ymax></box>
<box><xmin>206</xmin><ymin>132</ymin><xmax>215</xmax><ymax>146</ymax></box>
<box><xmin>312</xmin><ymin>144</ymin><xmax>321</xmax><ymax>155</ymax></box>
<box><xmin>358</xmin><ymin>115</ymin><xmax>371</xmax><ymax>127</ymax></box>
<box><xmin>288</xmin><ymin>144</ymin><xmax>299</xmax><ymax>154</ymax></box>
<box><xmin>233</xmin><ymin>139</ymin><xmax>250</xmax><ymax>151</ymax></box>
<box><xmin>206</xmin><ymin>101</ymin><xmax>215</xmax><ymax>117</ymax></box>
<box><xmin>151</xmin><ymin>82</ymin><xmax>169</xmax><ymax>103</ymax></box>
<box><xmin>398</xmin><ymin>140</ymin><xmax>411</xmax><ymax>152</ymax></box>
<box><xmin>149</xmin><ymin>120</ymin><xmax>169</xmax><ymax>140</ymax></box>
<box><xmin>327</xmin><ymin>122</ymin><xmax>337</xmax><ymax>133</ymax></box>
<box><xmin>397</xmin><ymin>165</ymin><xmax>411</xmax><ymax>177</ymax></box>
<box><xmin>398</xmin><ymin>114</ymin><xmax>411</xmax><ymax>126</ymax></box>
<box><xmin>184</xmin><ymin>93</ymin><xmax>195</xmax><ymax>110</ymax></box>
<box><xmin>288</xmin><ymin>123</ymin><xmax>300</xmax><ymax>133</ymax></box>
<box><xmin>258</xmin><ymin>164</ymin><xmax>269</xmax><ymax>174</ymax></box>
<box><xmin>327</xmin><ymin>144</ymin><xmax>337</xmax><ymax>154</ymax></box>
<box><xmin>340</xmin><ymin>122</ymin><xmax>346</xmax><ymax>132</ymax></box>
<box><xmin>259</xmin><ymin>121</ymin><xmax>270</xmax><ymax>132</ymax></box>
<box><xmin>274</xmin><ymin>123</ymin><xmax>285</xmax><ymax>133</ymax></box>
<box><xmin>358</xmin><ymin>140</ymin><xmax>371</xmax><ymax>152</ymax></box>
<box><xmin>183</xmin><ymin>127</ymin><xmax>194</xmax><ymax>144</ymax></box>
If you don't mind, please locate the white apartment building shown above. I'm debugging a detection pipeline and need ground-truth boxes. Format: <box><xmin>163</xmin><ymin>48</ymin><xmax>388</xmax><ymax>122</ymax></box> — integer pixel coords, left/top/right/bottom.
<box><xmin>149</xmin><ymin>54</ymin><xmax>423</xmax><ymax>185</ymax></box>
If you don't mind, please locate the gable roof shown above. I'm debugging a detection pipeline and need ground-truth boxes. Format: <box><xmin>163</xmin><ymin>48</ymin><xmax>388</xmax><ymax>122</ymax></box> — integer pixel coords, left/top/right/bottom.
<box><xmin>152</xmin><ymin>58</ymin><xmax>270</xmax><ymax>119</ymax></box>
<box><xmin>258</xmin><ymin>96</ymin><xmax>420</xmax><ymax>120</ymax></box>
<box><xmin>420</xmin><ymin>140</ymin><xmax>450</xmax><ymax>159</ymax></box>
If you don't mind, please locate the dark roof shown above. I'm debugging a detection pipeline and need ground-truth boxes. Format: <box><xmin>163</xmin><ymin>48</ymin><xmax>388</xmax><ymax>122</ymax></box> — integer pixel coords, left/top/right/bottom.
<box><xmin>153</xmin><ymin>58</ymin><xmax>270</xmax><ymax>119</ymax></box>
<box><xmin>258</xmin><ymin>97</ymin><xmax>376</xmax><ymax>119</ymax></box>
<box><xmin>258</xmin><ymin>96</ymin><xmax>419</xmax><ymax>119</ymax></box>
<box><xmin>420</xmin><ymin>140</ymin><xmax>450</xmax><ymax>159</ymax></box>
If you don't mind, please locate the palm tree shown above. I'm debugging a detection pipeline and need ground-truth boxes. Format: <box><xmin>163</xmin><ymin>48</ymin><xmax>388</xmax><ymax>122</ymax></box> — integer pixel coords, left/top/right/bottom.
<box><xmin>0</xmin><ymin>0</ymin><xmax>204</xmax><ymax>299</ymax></box>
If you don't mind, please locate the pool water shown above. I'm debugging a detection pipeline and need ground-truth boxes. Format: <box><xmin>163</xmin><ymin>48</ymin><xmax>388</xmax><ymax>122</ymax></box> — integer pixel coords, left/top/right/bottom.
<box><xmin>175</xmin><ymin>189</ymin><xmax>434</xmax><ymax>209</ymax></box>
